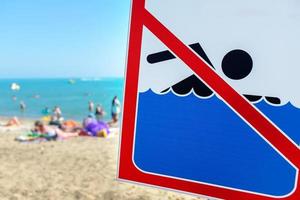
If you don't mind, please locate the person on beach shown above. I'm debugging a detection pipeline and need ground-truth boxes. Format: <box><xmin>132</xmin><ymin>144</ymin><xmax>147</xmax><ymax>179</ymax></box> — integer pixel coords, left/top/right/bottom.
<box><xmin>33</xmin><ymin>120</ymin><xmax>78</xmax><ymax>140</ymax></box>
<box><xmin>1</xmin><ymin>117</ymin><xmax>21</xmax><ymax>127</ymax></box>
<box><xmin>88</xmin><ymin>101</ymin><xmax>94</xmax><ymax>112</ymax></box>
<box><xmin>110</xmin><ymin>96</ymin><xmax>121</xmax><ymax>124</ymax></box>
<box><xmin>95</xmin><ymin>104</ymin><xmax>105</xmax><ymax>121</ymax></box>
<box><xmin>49</xmin><ymin>106</ymin><xmax>64</xmax><ymax>126</ymax></box>
<box><xmin>32</xmin><ymin>120</ymin><xmax>58</xmax><ymax>141</ymax></box>
<box><xmin>60</xmin><ymin>120</ymin><xmax>81</xmax><ymax>132</ymax></box>
<box><xmin>82</xmin><ymin>113</ymin><xmax>96</xmax><ymax>128</ymax></box>
<box><xmin>80</xmin><ymin>114</ymin><xmax>110</xmax><ymax>137</ymax></box>
<box><xmin>20</xmin><ymin>101</ymin><xmax>26</xmax><ymax>112</ymax></box>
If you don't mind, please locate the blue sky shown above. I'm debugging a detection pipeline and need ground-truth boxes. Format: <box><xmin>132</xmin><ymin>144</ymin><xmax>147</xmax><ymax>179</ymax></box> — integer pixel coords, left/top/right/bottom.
<box><xmin>0</xmin><ymin>0</ymin><xmax>131</xmax><ymax>78</ymax></box>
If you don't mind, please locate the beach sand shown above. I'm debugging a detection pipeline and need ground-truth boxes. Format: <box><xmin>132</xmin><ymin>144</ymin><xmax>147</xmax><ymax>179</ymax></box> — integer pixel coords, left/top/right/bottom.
<box><xmin>0</xmin><ymin>118</ymin><xmax>207</xmax><ymax>200</ymax></box>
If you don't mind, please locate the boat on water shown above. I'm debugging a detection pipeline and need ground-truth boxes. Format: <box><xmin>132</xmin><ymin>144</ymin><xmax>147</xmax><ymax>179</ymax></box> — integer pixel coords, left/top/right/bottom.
<box><xmin>10</xmin><ymin>83</ymin><xmax>21</xmax><ymax>91</ymax></box>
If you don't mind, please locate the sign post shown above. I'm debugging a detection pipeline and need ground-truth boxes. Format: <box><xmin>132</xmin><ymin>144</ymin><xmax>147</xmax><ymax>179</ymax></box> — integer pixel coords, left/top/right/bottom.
<box><xmin>119</xmin><ymin>1</ymin><xmax>300</xmax><ymax>199</ymax></box>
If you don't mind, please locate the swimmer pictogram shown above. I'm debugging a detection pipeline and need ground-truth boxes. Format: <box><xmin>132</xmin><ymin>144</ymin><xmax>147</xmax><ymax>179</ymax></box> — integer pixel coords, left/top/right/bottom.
<box><xmin>147</xmin><ymin>43</ymin><xmax>281</xmax><ymax>104</ymax></box>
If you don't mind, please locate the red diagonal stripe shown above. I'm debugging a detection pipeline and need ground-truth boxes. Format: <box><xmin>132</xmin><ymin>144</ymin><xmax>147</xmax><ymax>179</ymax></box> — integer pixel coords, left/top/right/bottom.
<box><xmin>143</xmin><ymin>8</ymin><xmax>300</xmax><ymax>168</ymax></box>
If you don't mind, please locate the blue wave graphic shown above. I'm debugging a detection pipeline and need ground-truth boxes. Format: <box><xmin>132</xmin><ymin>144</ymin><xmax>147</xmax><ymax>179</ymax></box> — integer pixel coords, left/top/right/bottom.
<box><xmin>133</xmin><ymin>90</ymin><xmax>300</xmax><ymax>196</ymax></box>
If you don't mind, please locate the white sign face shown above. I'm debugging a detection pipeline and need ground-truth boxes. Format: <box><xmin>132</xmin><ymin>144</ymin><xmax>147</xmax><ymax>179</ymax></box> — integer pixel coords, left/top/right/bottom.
<box><xmin>138</xmin><ymin>0</ymin><xmax>300</xmax><ymax>107</ymax></box>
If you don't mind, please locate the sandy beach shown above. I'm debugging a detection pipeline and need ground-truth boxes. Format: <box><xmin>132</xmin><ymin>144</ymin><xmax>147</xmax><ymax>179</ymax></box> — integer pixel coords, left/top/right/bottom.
<box><xmin>0</xmin><ymin>118</ymin><xmax>206</xmax><ymax>200</ymax></box>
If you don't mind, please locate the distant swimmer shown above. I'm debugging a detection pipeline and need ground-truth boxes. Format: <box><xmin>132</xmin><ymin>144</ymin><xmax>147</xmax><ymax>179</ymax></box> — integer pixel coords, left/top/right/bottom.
<box><xmin>33</xmin><ymin>94</ymin><xmax>40</xmax><ymax>99</ymax></box>
<box><xmin>20</xmin><ymin>101</ymin><xmax>26</xmax><ymax>112</ymax></box>
<box><xmin>111</xmin><ymin>96</ymin><xmax>121</xmax><ymax>123</ymax></box>
<box><xmin>88</xmin><ymin>101</ymin><xmax>94</xmax><ymax>112</ymax></box>
<box><xmin>95</xmin><ymin>104</ymin><xmax>105</xmax><ymax>121</ymax></box>
<box><xmin>68</xmin><ymin>79</ymin><xmax>76</xmax><ymax>84</ymax></box>
<box><xmin>42</xmin><ymin>106</ymin><xmax>51</xmax><ymax>115</ymax></box>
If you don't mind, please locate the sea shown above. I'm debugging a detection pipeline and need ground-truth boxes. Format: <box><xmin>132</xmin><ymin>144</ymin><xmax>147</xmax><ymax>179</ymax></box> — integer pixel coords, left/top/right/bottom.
<box><xmin>0</xmin><ymin>78</ymin><xmax>124</xmax><ymax>121</ymax></box>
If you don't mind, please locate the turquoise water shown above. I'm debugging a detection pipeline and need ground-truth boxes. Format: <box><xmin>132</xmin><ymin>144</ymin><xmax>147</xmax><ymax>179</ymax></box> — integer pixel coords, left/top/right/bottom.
<box><xmin>0</xmin><ymin>78</ymin><xmax>124</xmax><ymax>121</ymax></box>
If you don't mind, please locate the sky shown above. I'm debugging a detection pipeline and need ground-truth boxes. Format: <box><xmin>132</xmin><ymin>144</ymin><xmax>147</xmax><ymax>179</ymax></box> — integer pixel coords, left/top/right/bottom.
<box><xmin>0</xmin><ymin>0</ymin><xmax>131</xmax><ymax>78</ymax></box>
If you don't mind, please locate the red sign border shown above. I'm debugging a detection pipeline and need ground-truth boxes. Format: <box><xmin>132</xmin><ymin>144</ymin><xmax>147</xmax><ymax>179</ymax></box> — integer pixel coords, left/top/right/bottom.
<box><xmin>118</xmin><ymin>1</ymin><xmax>300</xmax><ymax>199</ymax></box>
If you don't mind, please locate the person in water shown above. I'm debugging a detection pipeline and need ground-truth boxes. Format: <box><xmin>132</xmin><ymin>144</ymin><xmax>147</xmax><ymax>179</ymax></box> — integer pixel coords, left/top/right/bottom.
<box><xmin>88</xmin><ymin>101</ymin><xmax>94</xmax><ymax>112</ymax></box>
<box><xmin>20</xmin><ymin>101</ymin><xmax>26</xmax><ymax>112</ymax></box>
<box><xmin>42</xmin><ymin>107</ymin><xmax>51</xmax><ymax>115</ymax></box>
<box><xmin>12</xmin><ymin>95</ymin><xmax>17</xmax><ymax>101</ymax></box>
<box><xmin>111</xmin><ymin>96</ymin><xmax>121</xmax><ymax>123</ymax></box>
<box><xmin>49</xmin><ymin>106</ymin><xmax>64</xmax><ymax>126</ymax></box>
<box><xmin>33</xmin><ymin>94</ymin><xmax>40</xmax><ymax>99</ymax></box>
<box><xmin>95</xmin><ymin>104</ymin><xmax>105</xmax><ymax>121</ymax></box>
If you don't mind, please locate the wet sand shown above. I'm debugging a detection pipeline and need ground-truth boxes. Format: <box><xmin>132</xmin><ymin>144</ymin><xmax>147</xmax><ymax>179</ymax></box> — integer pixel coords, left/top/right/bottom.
<box><xmin>0</xmin><ymin>119</ymin><xmax>207</xmax><ymax>200</ymax></box>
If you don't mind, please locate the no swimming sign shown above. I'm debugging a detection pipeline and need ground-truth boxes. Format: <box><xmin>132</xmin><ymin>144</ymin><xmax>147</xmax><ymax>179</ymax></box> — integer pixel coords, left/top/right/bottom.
<box><xmin>118</xmin><ymin>0</ymin><xmax>300</xmax><ymax>199</ymax></box>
